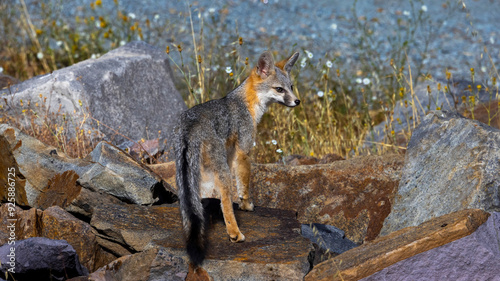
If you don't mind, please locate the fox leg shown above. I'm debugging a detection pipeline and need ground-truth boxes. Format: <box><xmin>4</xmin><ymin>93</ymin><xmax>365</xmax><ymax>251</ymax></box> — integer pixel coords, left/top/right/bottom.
<box><xmin>214</xmin><ymin>169</ymin><xmax>245</xmax><ymax>243</ymax></box>
<box><xmin>233</xmin><ymin>149</ymin><xmax>254</xmax><ymax>211</ymax></box>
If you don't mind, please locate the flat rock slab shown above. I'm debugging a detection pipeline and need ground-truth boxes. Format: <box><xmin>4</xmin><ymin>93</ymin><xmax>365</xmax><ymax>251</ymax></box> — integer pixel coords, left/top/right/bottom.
<box><xmin>90</xmin><ymin>202</ymin><xmax>312</xmax><ymax>280</ymax></box>
<box><xmin>381</xmin><ymin>111</ymin><xmax>500</xmax><ymax>236</ymax></box>
<box><xmin>251</xmin><ymin>154</ymin><xmax>404</xmax><ymax>244</ymax></box>
<box><xmin>362</xmin><ymin>212</ymin><xmax>500</xmax><ymax>280</ymax></box>
<box><xmin>305</xmin><ymin>209</ymin><xmax>489</xmax><ymax>281</ymax></box>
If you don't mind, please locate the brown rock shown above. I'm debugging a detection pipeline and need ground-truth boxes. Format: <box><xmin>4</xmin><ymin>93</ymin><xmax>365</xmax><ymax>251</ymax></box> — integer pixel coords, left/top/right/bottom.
<box><xmin>0</xmin><ymin>128</ymin><xmax>29</xmax><ymax>206</ymax></box>
<box><xmin>153</xmin><ymin>206</ymin><xmax>313</xmax><ymax>280</ymax></box>
<box><xmin>66</xmin><ymin>186</ymin><xmax>125</xmax><ymax>220</ymax></box>
<box><xmin>0</xmin><ymin>204</ymin><xmax>40</xmax><ymax>244</ymax></box>
<box><xmin>251</xmin><ymin>154</ymin><xmax>404</xmax><ymax>243</ymax></box>
<box><xmin>148</xmin><ymin>161</ymin><xmax>177</xmax><ymax>191</ymax></box>
<box><xmin>305</xmin><ymin>209</ymin><xmax>490</xmax><ymax>281</ymax></box>
<box><xmin>90</xmin><ymin>201</ymin><xmax>312</xmax><ymax>280</ymax></box>
<box><xmin>35</xmin><ymin>170</ymin><xmax>81</xmax><ymax>210</ymax></box>
<box><xmin>90</xmin><ymin>203</ymin><xmax>182</xmax><ymax>254</ymax></box>
<box><xmin>41</xmin><ymin>206</ymin><xmax>101</xmax><ymax>271</ymax></box>
<box><xmin>0</xmin><ymin>204</ymin><xmax>114</xmax><ymax>272</ymax></box>
<box><xmin>281</xmin><ymin>153</ymin><xmax>344</xmax><ymax>166</ymax></box>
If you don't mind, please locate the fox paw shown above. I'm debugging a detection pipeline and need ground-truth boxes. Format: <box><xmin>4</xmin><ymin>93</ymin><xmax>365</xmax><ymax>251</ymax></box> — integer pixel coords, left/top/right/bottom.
<box><xmin>229</xmin><ymin>232</ymin><xmax>246</xmax><ymax>243</ymax></box>
<box><xmin>239</xmin><ymin>200</ymin><xmax>255</xmax><ymax>212</ymax></box>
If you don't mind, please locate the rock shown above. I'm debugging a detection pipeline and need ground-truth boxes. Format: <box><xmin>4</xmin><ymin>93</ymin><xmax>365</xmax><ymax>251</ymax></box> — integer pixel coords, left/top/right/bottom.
<box><xmin>40</xmin><ymin>206</ymin><xmax>103</xmax><ymax>272</ymax></box>
<box><xmin>0</xmin><ymin>74</ymin><xmax>19</xmax><ymax>89</ymax></box>
<box><xmin>362</xmin><ymin>212</ymin><xmax>500</xmax><ymax>280</ymax></box>
<box><xmin>380</xmin><ymin>111</ymin><xmax>500</xmax><ymax>236</ymax></box>
<box><xmin>88</xmin><ymin>248</ymin><xmax>188</xmax><ymax>281</ymax></box>
<box><xmin>0</xmin><ymin>124</ymin><xmax>88</xmax><ymax>207</ymax></box>
<box><xmin>79</xmin><ymin>141</ymin><xmax>175</xmax><ymax>205</ymax></box>
<box><xmin>305</xmin><ymin>209</ymin><xmax>490</xmax><ymax>281</ymax></box>
<box><xmin>0</xmin><ymin>237</ymin><xmax>88</xmax><ymax>281</ymax></box>
<box><xmin>0</xmin><ymin>41</ymin><xmax>186</xmax><ymax>157</ymax></box>
<box><xmin>0</xmin><ymin>125</ymin><xmax>175</xmax><ymax>207</ymax></box>
<box><xmin>148</xmin><ymin>161</ymin><xmax>177</xmax><ymax>191</ymax></box>
<box><xmin>150</xmin><ymin>155</ymin><xmax>404</xmax><ymax>244</ymax></box>
<box><xmin>0</xmin><ymin>205</ymin><xmax>115</xmax><ymax>272</ymax></box>
<box><xmin>252</xmin><ymin>154</ymin><xmax>404</xmax><ymax>244</ymax></box>
<box><xmin>90</xmin><ymin>203</ymin><xmax>182</xmax><ymax>256</ymax></box>
<box><xmin>65</xmin><ymin>186</ymin><xmax>125</xmax><ymax>220</ymax></box>
<box><xmin>151</xmin><ymin>205</ymin><xmax>312</xmax><ymax>281</ymax></box>
<box><xmin>301</xmin><ymin>223</ymin><xmax>358</xmax><ymax>265</ymax></box>
<box><xmin>89</xmin><ymin>199</ymin><xmax>312</xmax><ymax>280</ymax></box>
<box><xmin>368</xmin><ymin>79</ymin><xmax>490</xmax><ymax>146</ymax></box>
<box><xmin>0</xmin><ymin>127</ymin><xmax>28</xmax><ymax>206</ymax></box>
<box><xmin>280</xmin><ymin>154</ymin><xmax>344</xmax><ymax>166</ymax></box>
<box><xmin>35</xmin><ymin>170</ymin><xmax>81</xmax><ymax>209</ymax></box>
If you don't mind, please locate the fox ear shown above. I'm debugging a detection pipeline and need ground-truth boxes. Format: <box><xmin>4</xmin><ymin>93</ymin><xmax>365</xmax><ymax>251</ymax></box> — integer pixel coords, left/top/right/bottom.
<box><xmin>256</xmin><ymin>51</ymin><xmax>275</xmax><ymax>79</ymax></box>
<box><xmin>283</xmin><ymin>52</ymin><xmax>299</xmax><ymax>73</ymax></box>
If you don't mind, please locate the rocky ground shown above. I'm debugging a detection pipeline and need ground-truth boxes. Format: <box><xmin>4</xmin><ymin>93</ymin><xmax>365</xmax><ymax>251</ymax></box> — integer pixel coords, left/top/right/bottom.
<box><xmin>1</xmin><ymin>42</ymin><xmax>500</xmax><ymax>280</ymax></box>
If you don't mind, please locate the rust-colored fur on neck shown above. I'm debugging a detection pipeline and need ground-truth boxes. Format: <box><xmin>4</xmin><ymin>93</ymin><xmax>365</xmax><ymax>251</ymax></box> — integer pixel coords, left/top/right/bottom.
<box><xmin>244</xmin><ymin>69</ymin><xmax>263</xmax><ymax>122</ymax></box>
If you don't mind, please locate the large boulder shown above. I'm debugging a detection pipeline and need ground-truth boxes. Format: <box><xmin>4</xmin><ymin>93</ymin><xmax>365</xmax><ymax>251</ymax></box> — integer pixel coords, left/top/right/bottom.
<box><xmin>381</xmin><ymin>111</ymin><xmax>500</xmax><ymax>236</ymax></box>
<box><xmin>0</xmin><ymin>41</ymin><xmax>186</xmax><ymax>157</ymax></box>
<box><xmin>305</xmin><ymin>209</ymin><xmax>490</xmax><ymax>281</ymax></box>
<box><xmin>0</xmin><ymin>237</ymin><xmax>88</xmax><ymax>281</ymax></box>
<box><xmin>251</xmin><ymin>154</ymin><xmax>404</xmax><ymax>244</ymax></box>
<box><xmin>362</xmin><ymin>212</ymin><xmax>500</xmax><ymax>280</ymax></box>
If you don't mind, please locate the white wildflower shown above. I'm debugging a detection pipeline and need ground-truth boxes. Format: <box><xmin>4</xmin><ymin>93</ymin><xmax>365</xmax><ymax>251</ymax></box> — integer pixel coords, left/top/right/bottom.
<box><xmin>356</xmin><ymin>78</ymin><xmax>362</xmax><ymax>84</ymax></box>
<box><xmin>271</xmin><ymin>139</ymin><xmax>277</xmax><ymax>145</ymax></box>
<box><xmin>326</xmin><ymin>60</ymin><xmax>333</xmax><ymax>68</ymax></box>
<box><xmin>96</xmin><ymin>21</ymin><xmax>101</xmax><ymax>28</ymax></box>
<box><xmin>91</xmin><ymin>54</ymin><xmax>97</xmax><ymax>59</ymax></box>
<box><xmin>225</xmin><ymin>66</ymin><xmax>232</xmax><ymax>74</ymax></box>
<box><xmin>403</xmin><ymin>10</ymin><xmax>410</xmax><ymax>17</ymax></box>
<box><xmin>154</xmin><ymin>14</ymin><xmax>160</xmax><ymax>21</ymax></box>
<box><xmin>421</xmin><ymin>5</ymin><xmax>427</xmax><ymax>12</ymax></box>
<box><xmin>56</xmin><ymin>41</ymin><xmax>63</xmax><ymax>47</ymax></box>
<box><xmin>37</xmin><ymin>52</ymin><xmax>44</xmax><ymax>59</ymax></box>
<box><xmin>490</xmin><ymin>36</ymin><xmax>495</xmax><ymax>44</ymax></box>
<box><xmin>276</xmin><ymin>148</ymin><xmax>283</xmax><ymax>154</ymax></box>
<box><xmin>305</xmin><ymin>50</ymin><xmax>313</xmax><ymax>59</ymax></box>
<box><xmin>363</xmin><ymin>78</ymin><xmax>371</xmax><ymax>85</ymax></box>
<box><xmin>372</xmin><ymin>95</ymin><xmax>377</xmax><ymax>101</ymax></box>
<box><xmin>0</xmin><ymin>67</ymin><xmax>3</xmax><ymax>73</ymax></box>
<box><xmin>128</xmin><ymin>13</ymin><xmax>136</xmax><ymax>19</ymax></box>
<box><xmin>253</xmin><ymin>141</ymin><xmax>256</xmax><ymax>147</ymax></box>
<box><xmin>208</xmin><ymin>7</ymin><xmax>216</xmax><ymax>13</ymax></box>
<box><xmin>481</xmin><ymin>66</ymin><xmax>487</xmax><ymax>73</ymax></box>
<box><xmin>120</xmin><ymin>40</ymin><xmax>126</xmax><ymax>46</ymax></box>
<box><xmin>330</xmin><ymin>23</ymin><xmax>338</xmax><ymax>30</ymax></box>
<box><xmin>317</xmin><ymin>91</ymin><xmax>324</xmax><ymax>98</ymax></box>
<box><xmin>300</xmin><ymin>57</ymin><xmax>307</xmax><ymax>68</ymax></box>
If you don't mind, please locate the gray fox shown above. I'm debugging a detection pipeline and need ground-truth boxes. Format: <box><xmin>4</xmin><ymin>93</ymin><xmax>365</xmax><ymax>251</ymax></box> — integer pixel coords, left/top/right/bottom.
<box><xmin>174</xmin><ymin>50</ymin><xmax>300</xmax><ymax>267</ymax></box>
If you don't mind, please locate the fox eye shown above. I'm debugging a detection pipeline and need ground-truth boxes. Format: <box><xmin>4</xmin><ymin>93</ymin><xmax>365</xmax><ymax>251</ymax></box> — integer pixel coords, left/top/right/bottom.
<box><xmin>274</xmin><ymin>87</ymin><xmax>285</xmax><ymax>93</ymax></box>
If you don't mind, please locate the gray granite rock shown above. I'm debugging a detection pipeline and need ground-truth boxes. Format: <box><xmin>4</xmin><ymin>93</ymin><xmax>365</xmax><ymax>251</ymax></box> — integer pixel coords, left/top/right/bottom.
<box><xmin>0</xmin><ymin>41</ymin><xmax>186</xmax><ymax>157</ymax></box>
<box><xmin>381</xmin><ymin>111</ymin><xmax>500</xmax><ymax>236</ymax></box>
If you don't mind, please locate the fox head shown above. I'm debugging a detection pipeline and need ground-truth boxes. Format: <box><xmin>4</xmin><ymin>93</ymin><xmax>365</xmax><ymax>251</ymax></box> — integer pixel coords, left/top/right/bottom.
<box><xmin>245</xmin><ymin>51</ymin><xmax>300</xmax><ymax>122</ymax></box>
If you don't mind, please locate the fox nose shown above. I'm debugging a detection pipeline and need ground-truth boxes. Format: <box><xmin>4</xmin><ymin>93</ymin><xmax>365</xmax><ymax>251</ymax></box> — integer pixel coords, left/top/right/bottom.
<box><xmin>295</xmin><ymin>99</ymin><xmax>301</xmax><ymax>105</ymax></box>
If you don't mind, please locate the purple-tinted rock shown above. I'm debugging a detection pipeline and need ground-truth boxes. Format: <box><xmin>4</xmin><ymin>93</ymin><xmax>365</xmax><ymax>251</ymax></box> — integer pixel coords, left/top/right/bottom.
<box><xmin>0</xmin><ymin>237</ymin><xmax>88</xmax><ymax>281</ymax></box>
<box><xmin>362</xmin><ymin>212</ymin><xmax>500</xmax><ymax>280</ymax></box>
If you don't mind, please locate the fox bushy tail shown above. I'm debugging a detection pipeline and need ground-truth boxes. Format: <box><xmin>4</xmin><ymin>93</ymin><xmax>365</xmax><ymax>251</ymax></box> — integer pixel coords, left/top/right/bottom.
<box><xmin>175</xmin><ymin>134</ymin><xmax>206</xmax><ymax>267</ymax></box>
